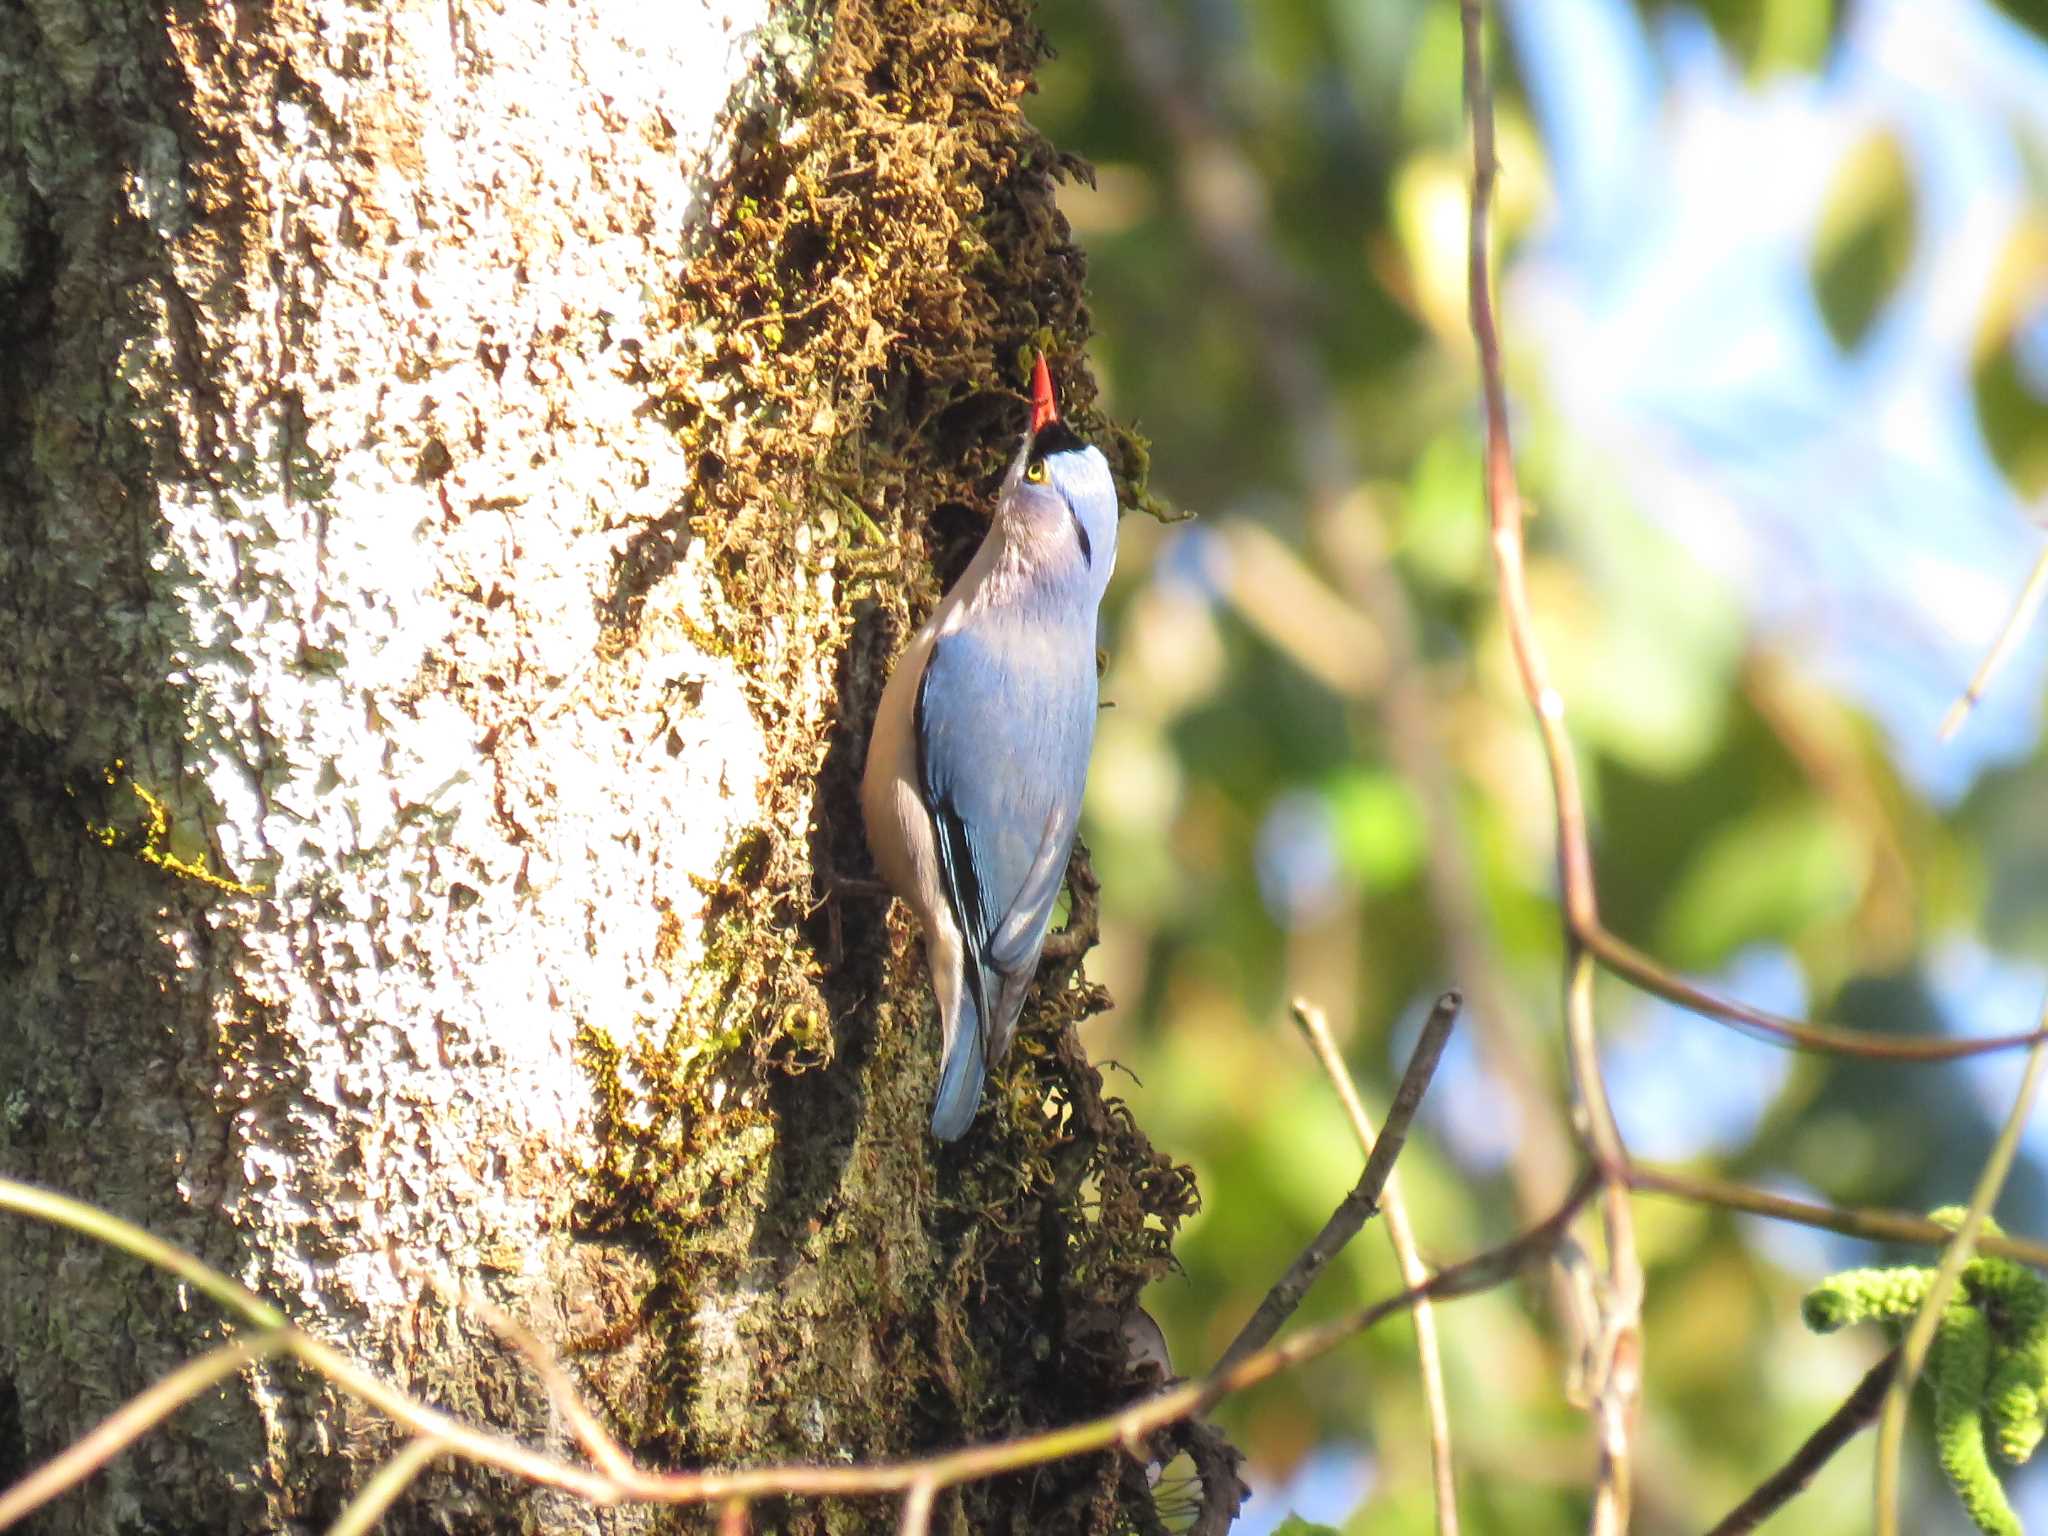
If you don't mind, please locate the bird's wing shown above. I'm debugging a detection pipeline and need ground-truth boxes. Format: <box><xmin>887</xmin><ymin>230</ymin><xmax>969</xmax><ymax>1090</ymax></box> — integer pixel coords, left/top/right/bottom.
<box><xmin>988</xmin><ymin>804</ymin><xmax>1077</xmax><ymax>973</ymax></box>
<box><xmin>916</xmin><ymin>619</ymin><xmax>1092</xmax><ymax>1060</ymax></box>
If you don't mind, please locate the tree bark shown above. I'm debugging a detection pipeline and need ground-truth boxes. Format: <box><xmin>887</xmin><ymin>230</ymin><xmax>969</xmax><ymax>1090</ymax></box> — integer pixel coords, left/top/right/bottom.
<box><xmin>0</xmin><ymin>3</ymin><xmax>1199</xmax><ymax>1534</ymax></box>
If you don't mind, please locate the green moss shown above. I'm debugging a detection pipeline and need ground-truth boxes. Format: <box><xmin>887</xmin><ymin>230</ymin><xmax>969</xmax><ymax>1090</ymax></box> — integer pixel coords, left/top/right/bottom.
<box><xmin>573</xmin><ymin>2</ymin><xmax>1200</xmax><ymax>1529</ymax></box>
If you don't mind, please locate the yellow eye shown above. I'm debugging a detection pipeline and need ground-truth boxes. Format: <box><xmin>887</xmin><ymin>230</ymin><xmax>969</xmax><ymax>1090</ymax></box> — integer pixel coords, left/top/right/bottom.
<box><xmin>1025</xmin><ymin>460</ymin><xmax>1048</xmax><ymax>484</ymax></box>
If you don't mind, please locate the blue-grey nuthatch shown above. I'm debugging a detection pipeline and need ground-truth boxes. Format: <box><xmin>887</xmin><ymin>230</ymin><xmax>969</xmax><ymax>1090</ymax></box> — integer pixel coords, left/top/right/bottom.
<box><xmin>861</xmin><ymin>355</ymin><xmax>1121</xmax><ymax>1139</ymax></box>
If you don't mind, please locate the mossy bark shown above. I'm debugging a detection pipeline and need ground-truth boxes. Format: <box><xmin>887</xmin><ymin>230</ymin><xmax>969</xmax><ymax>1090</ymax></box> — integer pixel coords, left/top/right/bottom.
<box><xmin>0</xmin><ymin>3</ymin><xmax>1199</xmax><ymax>1533</ymax></box>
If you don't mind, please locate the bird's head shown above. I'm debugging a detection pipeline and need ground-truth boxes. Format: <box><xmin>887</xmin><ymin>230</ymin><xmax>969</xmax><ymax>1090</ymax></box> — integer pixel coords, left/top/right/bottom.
<box><xmin>996</xmin><ymin>354</ymin><xmax>1119</xmax><ymax>593</ymax></box>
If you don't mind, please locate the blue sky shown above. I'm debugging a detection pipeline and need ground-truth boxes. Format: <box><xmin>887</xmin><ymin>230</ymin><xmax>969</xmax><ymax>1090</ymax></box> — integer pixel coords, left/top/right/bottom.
<box><xmin>1511</xmin><ymin>0</ymin><xmax>2048</xmax><ymax>805</ymax></box>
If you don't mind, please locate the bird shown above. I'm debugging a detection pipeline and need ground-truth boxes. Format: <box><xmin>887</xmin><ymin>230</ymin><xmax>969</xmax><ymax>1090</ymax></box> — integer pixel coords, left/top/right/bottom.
<box><xmin>860</xmin><ymin>354</ymin><xmax>1121</xmax><ymax>1140</ymax></box>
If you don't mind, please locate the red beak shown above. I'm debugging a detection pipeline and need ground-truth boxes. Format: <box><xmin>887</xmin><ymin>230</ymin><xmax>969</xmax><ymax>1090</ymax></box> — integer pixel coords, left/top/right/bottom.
<box><xmin>1029</xmin><ymin>352</ymin><xmax>1058</xmax><ymax>434</ymax></box>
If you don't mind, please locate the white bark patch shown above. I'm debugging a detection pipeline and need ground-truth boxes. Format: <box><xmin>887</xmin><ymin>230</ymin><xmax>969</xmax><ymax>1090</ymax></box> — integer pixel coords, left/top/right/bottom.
<box><xmin>126</xmin><ymin>0</ymin><xmax>770</xmax><ymax>1387</ymax></box>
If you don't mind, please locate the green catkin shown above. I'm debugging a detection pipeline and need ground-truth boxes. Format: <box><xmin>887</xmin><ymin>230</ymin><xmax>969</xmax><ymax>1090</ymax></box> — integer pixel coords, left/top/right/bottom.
<box><xmin>1802</xmin><ymin>1266</ymin><xmax>1940</xmax><ymax>1331</ymax></box>
<box><xmin>1971</xmin><ymin>1255</ymin><xmax>2048</xmax><ymax>1464</ymax></box>
<box><xmin>1933</xmin><ymin>1305</ymin><xmax>2022</xmax><ymax>1536</ymax></box>
<box><xmin>1805</xmin><ymin>1213</ymin><xmax>2048</xmax><ymax>1535</ymax></box>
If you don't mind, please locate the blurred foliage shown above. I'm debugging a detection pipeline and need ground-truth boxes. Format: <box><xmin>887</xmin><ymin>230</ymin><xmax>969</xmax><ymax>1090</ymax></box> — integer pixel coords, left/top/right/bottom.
<box><xmin>1977</xmin><ymin>310</ymin><xmax>2048</xmax><ymax>503</ymax></box>
<box><xmin>1991</xmin><ymin>0</ymin><xmax>2048</xmax><ymax>42</ymax></box>
<box><xmin>1811</xmin><ymin>132</ymin><xmax>1917</xmax><ymax>351</ymax></box>
<box><xmin>1029</xmin><ymin>0</ymin><xmax>2048</xmax><ymax>1533</ymax></box>
<box><xmin>1676</xmin><ymin>0</ymin><xmax>1840</xmax><ymax>73</ymax></box>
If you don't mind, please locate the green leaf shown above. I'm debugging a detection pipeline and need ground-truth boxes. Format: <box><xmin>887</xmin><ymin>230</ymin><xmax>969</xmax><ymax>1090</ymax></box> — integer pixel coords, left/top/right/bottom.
<box><xmin>1271</xmin><ymin>1518</ymin><xmax>1344</xmax><ymax>1536</ymax></box>
<box><xmin>1811</xmin><ymin>131</ymin><xmax>1917</xmax><ymax>351</ymax></box>
<box><xmin>1656</xmin><ymin>804</ymin><xmax>1863</xmax><ymax>966</ymax></box>
<box><xmin>1324</xmin><ymin>768</ymin><xmax>1425</xmax><ymax>892</ymax></box>
<box><xmin>1985</xmin><ymin>0</ymin><xmax>2048</xmax><ymax>44</ymax></box>
<box><xmin>1974</xmin><ymin>257</ymin><xmax>2048</xmax><ymax>502</ymax></box>
<box><xmin>1399</xmin><ymin>430</ymin><xmax>1487</xmax><ymax>592</ymax></box>
<box><xmin>1677</xmin><ymin>0</ymin><xmax>1841</xmax><ymax>77</ymax></box>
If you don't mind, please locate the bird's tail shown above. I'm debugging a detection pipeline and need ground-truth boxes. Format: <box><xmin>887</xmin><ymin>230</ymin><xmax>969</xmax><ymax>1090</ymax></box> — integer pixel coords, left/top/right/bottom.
<box><xmin>930</xmin><ymin>989</ymin><xmax>987</xmax><ymax>1142</ymax></box>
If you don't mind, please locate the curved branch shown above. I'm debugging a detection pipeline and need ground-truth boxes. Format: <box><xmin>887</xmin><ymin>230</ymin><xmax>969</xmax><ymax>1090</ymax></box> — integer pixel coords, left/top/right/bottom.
<box><xmin>0</xmin><ymin>1171</ymin><xmax>1595</xmax><ymax>1526</ymax></box>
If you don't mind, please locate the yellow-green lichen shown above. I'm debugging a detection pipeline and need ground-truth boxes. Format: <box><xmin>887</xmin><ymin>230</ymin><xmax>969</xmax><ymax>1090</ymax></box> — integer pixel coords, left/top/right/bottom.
<box><xmin>68</xmin><ymin>759</ymin><xmax>265</xmax><ymax>896</ymax></box>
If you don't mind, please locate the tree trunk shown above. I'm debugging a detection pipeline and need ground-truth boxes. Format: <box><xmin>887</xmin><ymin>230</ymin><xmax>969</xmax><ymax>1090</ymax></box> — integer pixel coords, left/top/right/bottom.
<box><xmin>0</xmin><ymin>2</ymin><xmax>1200</xmax><ymax>1533</ymax></box>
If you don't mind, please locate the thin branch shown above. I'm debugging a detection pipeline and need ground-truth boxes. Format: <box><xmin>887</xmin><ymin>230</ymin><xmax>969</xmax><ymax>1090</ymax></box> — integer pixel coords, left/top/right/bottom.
<box><xmin>327</xmin><ymin>1437</ymin><xmax>448</xmax><ymax>1536</ymax></box>
<box><xmin>1628</xmin><ymin>1164</ymin><xmax>2048</xmax><ymax>1271</ymax></box>
<box><xmin>1569</xmin><ymin>949</ymin><xmax>1641</xmax><ymax>1536</ymax></box>
<box><xmin>1587</xmin><ymin>926</ymin><xmax>2048</xmax><ymax>1062</ymax></box>
<box><xmin>1214</xmin><ymin>992</ymin><xmax>1460</xmax><ymax>1373</ymax></box>
<box><xmin>897</xmin><ymin>1477</ymin><xmax>938</xmax><ymax>1536</ymax></box>
<box><xmin>457</xmin><ymin>1288</ymin><xmax>635</xmax><ymax>1479</ymax></box>
<box><xmin>1434</xmin><ymin>0</ymin><xmax>2047</xmax><ymax>1072</ymax></box>
<box><xmin>1940</xmin><ymin>537</ymin><xmax>2048</xmax><ymax>741</ymax></box>
<box><xmin>0</xmin><ymin>1332</ymin><xmax>286</xmax><ymax>1529</ymax></box>
<box><xmin>267</xmin><ymin>1331</ymin><xmax>625</xmax><ymax>1504</ymax></box>
<box><xmin>718</xmin><ymin>1498</ymin><xmax>750</xmax><ymax>1536</ymax></box>
<box><xmin>1457</xmin><ymin>0</ymin><xmax>1592</xmax><ymax>930</ymax></box>
<box><xmin>1874</xmin><ymin>1018</ymin><xmax>2048</xmax><ymax>1536</ymax></box>
<box><xmin>1295</xmin><ymin>995</ymin><xmax>1461</xmax><ymax>1536</ymax></box>
<box><xmin>0</xmin><ymin>1179</ymin><xmax>285</xmax><ymax>1329</ymax></box>
<box><xmin>1176</xmin><ymin>1171</ymin><xmax>1596</xmax><ymax>1428</ymax></box>
<box><xmin>1453</xmin><ymin>0</ymin><xmax>2048</xmax><ymax>1517</ymax></box>
<box><xmin>1361</xmin><ymin>994</ymin><xmax>1462</xmax><ymax>1194</ymax></box>
<box><xmin>0</xmin><ymin>1170</ymin><xmax>1594</xmax><ymax>1524</ymax></box>
<box><xmin>296</xmin><ymin>1187</ymin><xmax>1597</xmax><ymax>1507</ymax></box>
<box><xmin>1703</xmin><ymin>1348</ymin><xmax>1899</xmax><ymax>1536</ymax></box>
<box><xmin>1459</xmin><ymin>6</ymin><xmax>1642</xmax><ymax>1528</ymax></box>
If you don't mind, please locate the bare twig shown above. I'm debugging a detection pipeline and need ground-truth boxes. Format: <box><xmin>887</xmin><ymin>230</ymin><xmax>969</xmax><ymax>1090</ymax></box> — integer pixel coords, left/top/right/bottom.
<box><xmin>897</xmin><ymin>1477</ymin><xmax>938</xmax><ymax>1536</ymax></box>
<box><xmin>1458</xmin><ymin>5</ymin><xmax>1643</xmax><ymax>1527</ymax></box>
<box><xmin>1566</xmin><ymin>951</ymin><xmax>1641</xmax><ymax>1536</ymax></box>
<box><xmin>1628</xmin><ymin>1164</ymin><xmax>2048</xmax><ymax>1271</ymax></box>
<box><xmin>1181</xmin><ymin>1171</ymin><xmax>1596</xmax><ymax>1423</ymax></box>
<box><xmin>1214</xmin><ymin>992</ymin><xmax>1461</xmax><ymax>1373</ymax></box>
<box><xmin>327</xmin><ymin>1437</ymin><xmax>448</xmax><ymax>1536</ymax></box>
<box><xmin>718</xmin><ymin>1497</ymin><xmax>750</xmax><ymax>1535</ymax></box>
<box><xmin>1358</xmin><ymin>993</ymin><xmax>1462</xmax><ymax>1198</ymax></box>
<box><xmin>1587</xmin><ymin>926</ymin><xmax>2048</xmax><ymax>1061</ymax></box>
<box><xmin>1703</xmin><ymin>1348</ymin><xmax>1899</xmax><ymax>1536</ymax></box>
<box><xmin>1939</xmin><ymin>538</ymin><xmax>2048</xmax><ymax>741</ymax></box>
<box><xmin>1456</xmin><ymin>0</ymin><xmax>2048</xmax><ymax>1520</ymax></box>
<box><xmin>0</xmin><ymin>1332</ymin><xmax>286</xmax><ymax>1530</ymax></box>
<box><xmin>1874</xmin><ymin>1020</ymin><xmax>2048</xmax><ymax>1536</ymax></box>
<box><xmin>1413</xmin><ymin>0</ymin><xmax>2048</xmax><ymax>1076</ymax></box>
<box><xmin>0</xmin><ymin>1180</ymin><xmax>285</xmax><ymax>1329</ymax></box>
<box><xmin>0</xmin><ymin>1171</ymin><xmax>1592</xmax><ymax>1527</ymax></box>
<box><xmin>457</xmin><ymin>1289</ymin><xmax>636</xmax><ymax>1479</ymax></box>
<box><xmin>1295</xmin><ymin>995</ymin><xmax>1461</xmax><ymax>1536</ymax></box>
